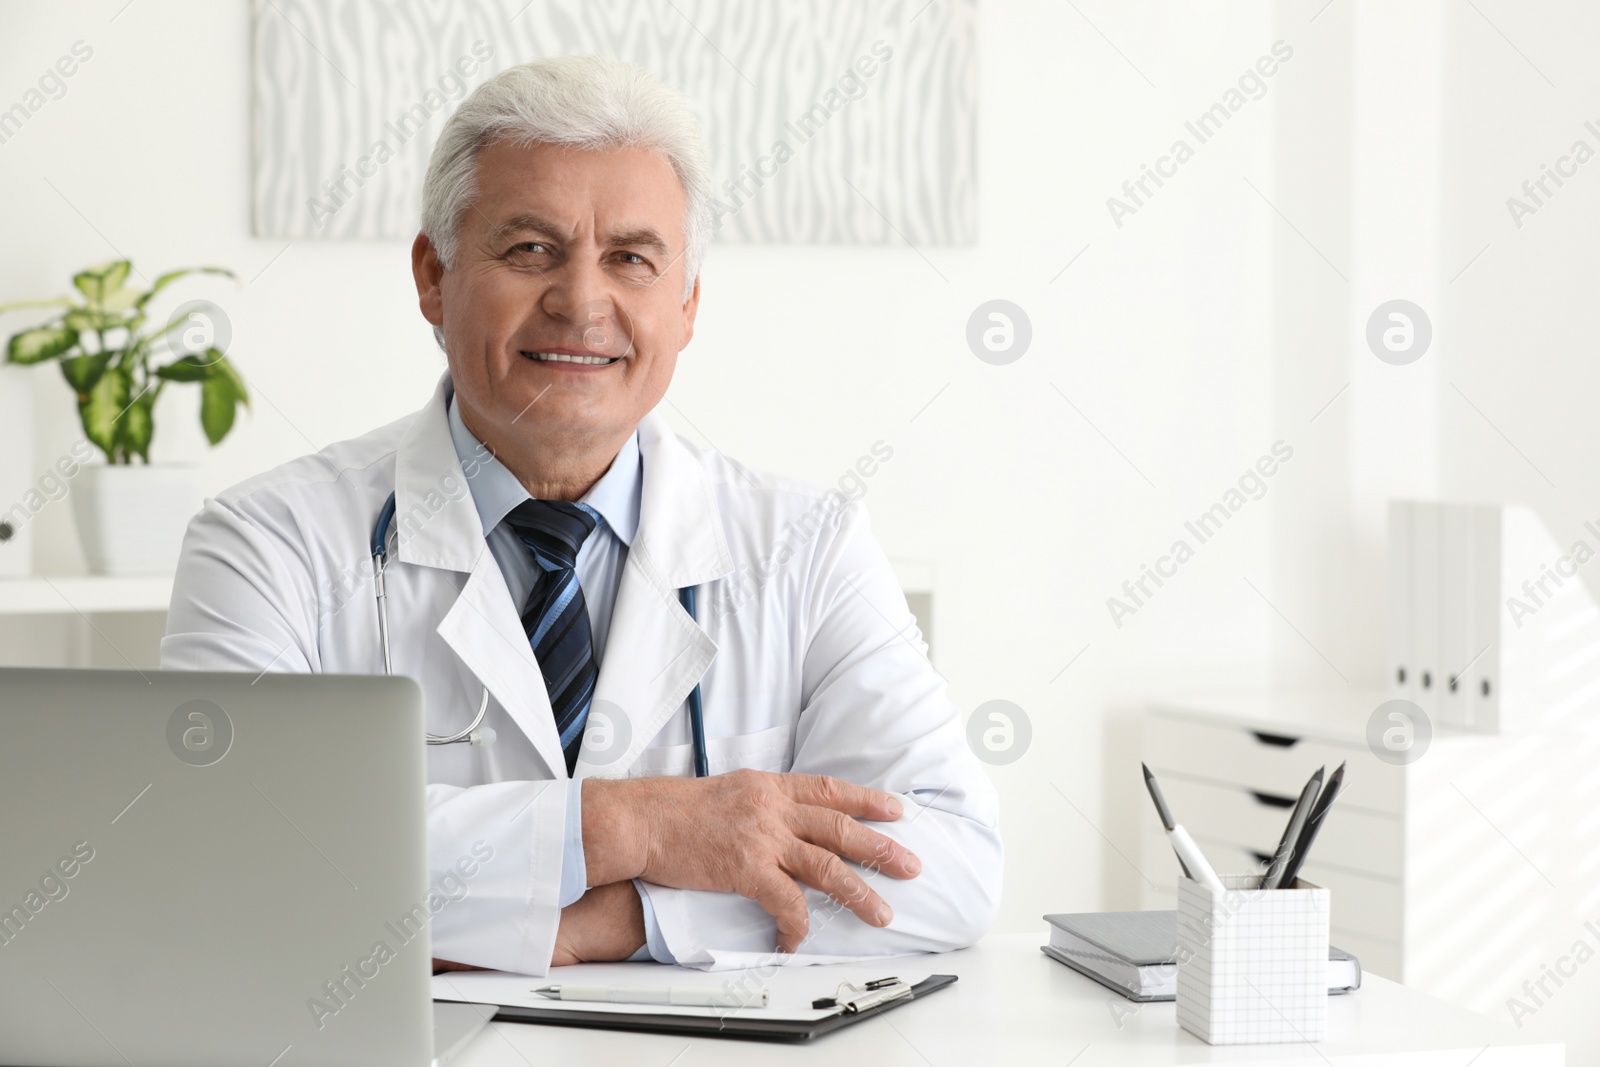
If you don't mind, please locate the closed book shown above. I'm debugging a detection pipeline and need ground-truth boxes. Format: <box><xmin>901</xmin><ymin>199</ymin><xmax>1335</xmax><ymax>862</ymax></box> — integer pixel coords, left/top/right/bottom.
<box><xmin>1041</xmin><ymin>910</ymin><xmax>1362</xmax><ymax>1003</ymax></box>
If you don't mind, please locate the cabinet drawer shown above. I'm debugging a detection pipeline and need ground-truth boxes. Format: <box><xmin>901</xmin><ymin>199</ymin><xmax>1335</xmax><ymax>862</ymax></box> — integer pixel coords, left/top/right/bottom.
<box><xmin>1145</xmin><ymin>713</ymin><xmax>1403</xmax><ymax>816</ymax></box>
<box><xmin>1156</xmin><ymin>774</ymin><xmax>1402</xmax><ymax>880</ymax></box>
<box><xmin>1140</xmin><ymin>829</ymin><xmax>1402</xmax><ymax>944</ymax></box>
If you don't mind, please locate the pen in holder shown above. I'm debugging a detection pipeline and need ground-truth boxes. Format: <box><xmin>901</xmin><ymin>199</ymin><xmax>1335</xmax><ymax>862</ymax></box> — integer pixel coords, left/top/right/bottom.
<box><xmin>1175</xmin><ymin>873</ymin><xmax>1330</xmax><ymax>1045</ymax></box>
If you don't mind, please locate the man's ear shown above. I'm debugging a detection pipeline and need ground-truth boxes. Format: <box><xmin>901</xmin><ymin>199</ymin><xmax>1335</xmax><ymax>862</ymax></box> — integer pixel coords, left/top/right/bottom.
<box><xmin>679</xmin><ymin>273</ymin><xmax>700</xmax><ymax>349</ymax></box>
<box><xmin>412</xmin><ymin>232</ymin><xmax>445</xmax><ymax>327</ymax></box>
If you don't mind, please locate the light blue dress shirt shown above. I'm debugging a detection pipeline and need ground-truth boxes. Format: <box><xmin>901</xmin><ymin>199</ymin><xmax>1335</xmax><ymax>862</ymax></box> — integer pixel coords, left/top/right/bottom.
<box><xmin>445</xmin><ymin>389</ymin><xmax>672</xmax><ymax>962</ymax></box>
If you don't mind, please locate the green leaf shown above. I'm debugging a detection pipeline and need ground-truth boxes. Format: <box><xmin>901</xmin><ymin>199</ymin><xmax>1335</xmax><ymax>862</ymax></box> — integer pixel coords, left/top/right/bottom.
<box><xmin>209</xmin><ymin>352</ymin><xmax>249</xmax><ymax>407</ymax></box>
<box><xmin>64</xmin><ymin>307</ymin><xmax>131</xmax><ymax>333</ymax></box>
<box><xmin>60</xmin><ymin>351</ymin><xmax>113</xmax><ymax>394</ymax></box>
<box><xmin>154</xmin><ymin>354</ymin><xmax>213</xmax><ymax>382</ymax></box>
<box><xmin>134</xmin><ymin>266</ymin><xmax>236</xmax><ymax>310</ymax></box>
<box><xmin>199</xmin><ymin>373</ymin><xmax>241</xmax><ymax>445</ymax></box>
<box><xmin>79</xmin><ymin>364</ymin><xmax>133</xmax><ymax>457</ymax></box>
<box><xmin>72</xmin><ymin>260</ymin><xmax>132</xmax><ymax>306</ymax></box>
<box><xmin>121</xmin><ymin>389</ymin><xmax>155</xmax><ymax>462</ymax></box>
<box><xmin>102</xmin><ymin>287</ymin><xmax>146</xmax><ymax>313</ymax></box>
<box><xmin>8</xmin><ymin>325</ymin><xmax>79</xmax><ymax>364</ymax></box>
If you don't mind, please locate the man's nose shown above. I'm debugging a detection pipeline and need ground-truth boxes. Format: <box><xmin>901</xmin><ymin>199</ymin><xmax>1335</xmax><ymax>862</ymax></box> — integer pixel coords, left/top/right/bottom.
<box><xmin>540</xmin><ymin>257</ymin><xmax>613</xmax><ymax>330</ymax></box>
<box><xmin>540</xmin><ymin>263</ymin><xmax>628</xmax><ymax>353</ymax></box>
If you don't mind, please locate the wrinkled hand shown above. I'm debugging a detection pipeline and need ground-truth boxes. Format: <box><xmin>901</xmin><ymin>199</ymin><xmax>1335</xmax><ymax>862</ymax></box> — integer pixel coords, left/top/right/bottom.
<box><xmin>433</xmin><ymin>881</ymin><xmax>645</xmax><ymax>972</ymax></box>
<box><xmin>551</xmin><ymin>880</ymin><xmax>645</xmax><ymax>967</ymax></box>
<box><xmin>431</xmin><ymin>958</ymin><xmax>488</xmax><ymax>975</ymax></box>
<box><xmin>584</xmin><ymin>771</ymin><xmax>921</xmax><ymax>953</ymax></box>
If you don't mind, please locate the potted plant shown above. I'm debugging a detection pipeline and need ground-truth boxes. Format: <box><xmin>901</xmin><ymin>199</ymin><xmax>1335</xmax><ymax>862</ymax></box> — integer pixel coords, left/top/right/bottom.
<box><xmin>1</xmin><ymin>259</ymin><xmax>248</xmax><ymax>575</ymax></box>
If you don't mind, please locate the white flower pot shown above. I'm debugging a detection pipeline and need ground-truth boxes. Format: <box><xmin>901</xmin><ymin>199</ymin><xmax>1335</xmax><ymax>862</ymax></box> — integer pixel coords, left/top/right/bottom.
<box><xmin>72</xmin><ymin>464</ymin><xmax>202</xmax><ymax>576</ymax></box>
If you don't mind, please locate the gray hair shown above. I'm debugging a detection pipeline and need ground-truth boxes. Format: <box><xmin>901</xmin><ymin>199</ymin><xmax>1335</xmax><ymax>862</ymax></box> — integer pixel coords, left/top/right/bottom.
<box><xmin>420</xmin><ymin>54</ymin><xmax>710</xmax><ymax>349</ymax></box>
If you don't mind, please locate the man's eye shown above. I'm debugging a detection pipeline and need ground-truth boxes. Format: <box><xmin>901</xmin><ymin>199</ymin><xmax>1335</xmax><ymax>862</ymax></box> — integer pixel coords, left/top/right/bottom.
<box><xmin>618</xmin><ymin>252</ymin><xmax>648</xmax><ymax>266</ymax></box>
<box><xmin>510</xmin><ymin>242</ymin><xmax>547</xmax><ymax>255</ymax></box>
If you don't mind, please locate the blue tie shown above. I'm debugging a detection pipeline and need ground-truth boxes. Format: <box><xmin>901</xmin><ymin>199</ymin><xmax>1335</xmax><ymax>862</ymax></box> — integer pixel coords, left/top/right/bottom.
<box><xmin>504</xmin><ymin>499</ymin><xmax>599</xmax><ymax>776</ymax></box>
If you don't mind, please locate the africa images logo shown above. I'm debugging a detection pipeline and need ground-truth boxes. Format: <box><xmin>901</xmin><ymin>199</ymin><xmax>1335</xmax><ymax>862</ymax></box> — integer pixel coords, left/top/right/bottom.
<box><xmin>166</xmin><ymin>700</ymin><xmax>233</xmax><ymax>767</ymax></box>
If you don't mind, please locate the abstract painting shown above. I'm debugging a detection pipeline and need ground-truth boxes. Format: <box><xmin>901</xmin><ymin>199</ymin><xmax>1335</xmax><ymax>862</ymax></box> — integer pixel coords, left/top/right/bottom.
<box><xmin>251</xmin><ymin>0</ymin><xmax>977</xmax><ymax>245</ymax></box>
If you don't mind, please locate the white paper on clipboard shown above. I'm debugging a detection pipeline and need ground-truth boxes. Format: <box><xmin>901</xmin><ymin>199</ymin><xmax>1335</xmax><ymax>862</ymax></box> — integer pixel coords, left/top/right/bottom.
<box><xmin>433</xmin><ymin>961</ymin><xmax>933</xmax><ymax>1021</ymax></box>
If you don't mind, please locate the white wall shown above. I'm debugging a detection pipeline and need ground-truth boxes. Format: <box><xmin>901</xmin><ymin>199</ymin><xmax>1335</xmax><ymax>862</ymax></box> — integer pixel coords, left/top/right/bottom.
<box><xmin>1</xmin><ymin>0</ymin><xmax>1285</xmax><ymax>953</ymax></box>
<box><xmin>1436</xmin><ymin>2</ymin><xmax>1600</xmax><ymax>1058</ymax></box>
<box><xmin>1266</xmin><ymin>1</ymin><xmax>1600</xmax><ymax>1059</ymax></box>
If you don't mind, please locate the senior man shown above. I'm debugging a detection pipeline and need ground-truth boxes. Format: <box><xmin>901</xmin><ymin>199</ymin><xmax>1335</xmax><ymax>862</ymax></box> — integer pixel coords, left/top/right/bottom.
<box><xmin>163</xmin><ymin>54</ymin><xmax>1001</xmax><ymax>975</ymax></box>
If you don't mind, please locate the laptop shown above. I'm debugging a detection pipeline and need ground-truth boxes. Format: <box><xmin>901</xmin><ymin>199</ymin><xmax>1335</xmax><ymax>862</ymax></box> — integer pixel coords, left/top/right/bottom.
<box><xmin>0</xmin><ymin>667</ymin><xmax>492</xmax><ymax>1067</ymax></box>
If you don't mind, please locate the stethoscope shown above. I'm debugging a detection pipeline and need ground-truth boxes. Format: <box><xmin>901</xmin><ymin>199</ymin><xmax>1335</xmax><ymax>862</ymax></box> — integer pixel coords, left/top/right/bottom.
<box><xmin>371</xmin><ymin>491</ymin><xmax>710</xmax><ymax>775</ymax></box>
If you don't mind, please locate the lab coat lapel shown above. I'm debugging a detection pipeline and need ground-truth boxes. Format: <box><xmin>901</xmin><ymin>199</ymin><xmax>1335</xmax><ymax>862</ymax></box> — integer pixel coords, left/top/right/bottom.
<box><xmin>393</xmin><ymin>374</ymin><xmax>566</xmax><ymax>778</ymax></box>
<box><xmin>576</xmin><ymin>409</ymin><xmax>735</xmax><ymax>778</ymax></box>
<box><xmin>437</xmin><ymin>550</ymin><xmax>567</xmax><ymax>779</ymax></box>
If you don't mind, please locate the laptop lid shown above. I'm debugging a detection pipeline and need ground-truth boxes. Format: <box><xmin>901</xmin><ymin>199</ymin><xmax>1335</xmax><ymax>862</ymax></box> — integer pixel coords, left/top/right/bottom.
<box><xmin>0</xmin><ymin>668</ymin><xmax>436</xmax><ymax>1067</ymax></box>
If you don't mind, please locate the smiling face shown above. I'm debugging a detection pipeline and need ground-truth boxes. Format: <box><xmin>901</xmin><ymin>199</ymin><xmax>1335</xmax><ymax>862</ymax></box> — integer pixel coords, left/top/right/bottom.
<box><xmin>413</xmin><ymin>137</ymin><xmax>699</xmax><ymax>462</ymax></box>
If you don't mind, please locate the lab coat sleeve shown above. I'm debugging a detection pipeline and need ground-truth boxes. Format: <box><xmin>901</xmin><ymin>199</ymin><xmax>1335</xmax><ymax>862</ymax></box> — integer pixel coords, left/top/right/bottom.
<box><xmin>640</xmin><ymin>496</ymin><xmax>1003</xmax><ymax>964</ymax></box>
<box><xmin>160</xmin><ymin>495</ymin><xmax>322</xmax><ymax>673</ymax></box>
<box><xmin>422</xmin><ymin>778</ymin><xmax>569</xmax><ymax>975</ymax></box>
<box><xmin>160</xmin><ymin>495</ymin><xmax>573</xmax><ymax>975</ymax></box>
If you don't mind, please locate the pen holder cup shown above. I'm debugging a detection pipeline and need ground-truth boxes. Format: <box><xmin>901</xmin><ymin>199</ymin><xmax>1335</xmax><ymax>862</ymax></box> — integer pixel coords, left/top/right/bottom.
<box><xmin>1175</xmin><ymin>874</ymin><xmax>1330</xmax><ymax>1045</ymax></box>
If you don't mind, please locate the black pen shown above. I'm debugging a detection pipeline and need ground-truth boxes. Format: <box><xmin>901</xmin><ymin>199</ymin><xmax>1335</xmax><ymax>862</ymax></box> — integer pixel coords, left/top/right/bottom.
<box><xmin>1141</xmin><ymin>762</ymin><xmax>1193</xmax><ymax>880</ymax></box>
<box><xmin>1261</xmin><ymin>767</ymin><xmax>1323</xmax><ymax>889</ymax></box>
<box><xmin>1278</xmin><ymin>761</ymin><xmax>1346</xmax><ymax>888</ymax></box>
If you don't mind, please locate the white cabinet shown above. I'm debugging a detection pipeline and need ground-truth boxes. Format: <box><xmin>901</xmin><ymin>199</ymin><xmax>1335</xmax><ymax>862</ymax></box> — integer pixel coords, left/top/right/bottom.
<box><xmin>1139</xmin><ymin>690</ymin><xmax>1593</xmax><ymax>1016</ymax></box>
<box><xmin>0</xmin><ymin>576</ymin><xmax>172</xmax><ymax>668</ymax></box>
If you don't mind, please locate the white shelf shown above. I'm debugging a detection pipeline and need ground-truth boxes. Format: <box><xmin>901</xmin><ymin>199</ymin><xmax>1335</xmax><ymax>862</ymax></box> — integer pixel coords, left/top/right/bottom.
<box><xmin>0</xmin><ymin>563</ymin><xmax>928</xmax><ymax>617</ymax></box>
<box><xmin>0</xmin><ymin>575</ymin><xmax>173</xmax><ymax>615</ymax></box>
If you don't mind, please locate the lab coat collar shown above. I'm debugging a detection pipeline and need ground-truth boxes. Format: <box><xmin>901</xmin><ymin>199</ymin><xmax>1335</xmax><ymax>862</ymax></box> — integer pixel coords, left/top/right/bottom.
<box><xmin>629</xmin><ymin>404</ymin><xmax>734</xmax><ymax>589</ymax></box>
<box><xmin>394</xmin><ymin>372</ymin><xmax>731</xmax><ymax>584</ymax></box>
<box><xmin>392</xmin><ymin>375</ymin><xmax>485</xmax><ymax>573</ymax></box>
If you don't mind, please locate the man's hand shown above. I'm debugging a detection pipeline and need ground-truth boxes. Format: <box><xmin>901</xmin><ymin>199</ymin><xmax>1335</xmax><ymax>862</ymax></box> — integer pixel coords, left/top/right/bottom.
<box><xmin>551</xmin><ymin>879</ymin><xmax>646</xmax><ymax>966</ymax></box>
<box><xmin>432</xmin><ymin>881</ymin><xmax>645</xmax><ymax>972</ymax></box>
<box><xmin>582</xmin><ymin>771</ymin><xmax>921</xmax><ymax>953</ymax></box>
<box><xmin>432</xmin><ymin>958</ymin><xmax>488</xmax><ymax>975</ymax></box>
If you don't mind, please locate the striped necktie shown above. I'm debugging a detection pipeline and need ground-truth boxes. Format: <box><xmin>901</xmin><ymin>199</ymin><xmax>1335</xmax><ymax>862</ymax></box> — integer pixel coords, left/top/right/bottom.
<box><xmin>504</xmin><ymin>499</ymin><xmax>599</xmax><ymax>776</ymax></box>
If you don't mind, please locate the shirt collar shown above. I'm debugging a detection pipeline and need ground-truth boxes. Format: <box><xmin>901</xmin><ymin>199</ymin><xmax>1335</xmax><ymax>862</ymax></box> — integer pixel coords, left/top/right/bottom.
<box><xmin>445</xmin><ymin>385</ymin><xmax>641</xmax><ymax>547</ymax></box>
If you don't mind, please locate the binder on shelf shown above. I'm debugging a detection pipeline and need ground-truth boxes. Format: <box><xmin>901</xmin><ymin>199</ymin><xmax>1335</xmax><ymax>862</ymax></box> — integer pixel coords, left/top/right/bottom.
<box><xmin>1386</xmin><ymin>500</ymin><xmax>1413</xmax><ymax>703</ymax></box>
<box><xmin>1387</xmin><ymin>499</ymin><xmax>1600</xmax><ymax>732</ymax></box>
<box><xmin>1471</xmin><ymin>504</ymin><xmax>1502</xmax><ymax>729</ymax></box>
<box><xmin>1494</xmin><ymin>505</ymin><xmax>1600</xmax><ymax>731</ymax></box>
<box><xmin>1409</xmin><ymin>502</ymin><xmax>1440</xmax><ymax>721</ymax></box>
<box><xmin>1438</xmin><ymin>504</ymin><xmax>1474</xmax><ymax>729</ymax></box>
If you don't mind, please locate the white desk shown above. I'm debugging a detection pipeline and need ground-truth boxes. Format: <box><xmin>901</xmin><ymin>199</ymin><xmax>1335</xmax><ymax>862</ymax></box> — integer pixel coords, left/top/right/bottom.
<box><xmin>450</xmin><ymin>932</ymin><xmax>1562</xmax><ymax>1066</ymax></box>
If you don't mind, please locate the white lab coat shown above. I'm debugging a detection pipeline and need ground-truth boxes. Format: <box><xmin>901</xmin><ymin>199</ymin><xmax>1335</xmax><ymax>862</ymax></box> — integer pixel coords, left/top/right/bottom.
<box><xmin>161</xmin><ymin>374</ymin><xmax>1002</xmax><ymax>974</ymax></box>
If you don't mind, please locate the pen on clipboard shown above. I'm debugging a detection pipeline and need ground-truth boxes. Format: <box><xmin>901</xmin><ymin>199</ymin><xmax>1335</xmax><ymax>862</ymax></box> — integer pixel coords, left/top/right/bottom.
<box><xmin>532</xmin><ymin>984</ymin><xmax>768</xmax><ymax>1008</ymax></box>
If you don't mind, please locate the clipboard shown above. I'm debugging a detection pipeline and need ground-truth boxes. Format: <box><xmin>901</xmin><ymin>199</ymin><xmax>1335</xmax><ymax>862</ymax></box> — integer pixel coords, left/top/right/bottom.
<box><xmin>488</xmin><ymin>974</ymin><xmax>958</xmax><ymax>1043</ymax></box>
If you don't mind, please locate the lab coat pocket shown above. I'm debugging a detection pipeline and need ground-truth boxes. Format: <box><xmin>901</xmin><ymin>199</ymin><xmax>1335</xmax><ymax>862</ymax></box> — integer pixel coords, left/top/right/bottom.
<box><xmin>630</xmin><ymin>722</ymin><xmax>794</xmax><ymax>778</ymax></box>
